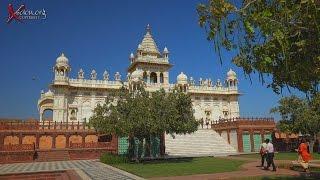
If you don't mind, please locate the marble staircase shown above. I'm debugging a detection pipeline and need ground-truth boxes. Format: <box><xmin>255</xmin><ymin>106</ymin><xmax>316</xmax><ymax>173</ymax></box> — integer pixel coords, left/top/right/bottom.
<box><xmin>165</xmin><ymin>128</ymin><xmax>238</xmax><ymax>157</ymax></box>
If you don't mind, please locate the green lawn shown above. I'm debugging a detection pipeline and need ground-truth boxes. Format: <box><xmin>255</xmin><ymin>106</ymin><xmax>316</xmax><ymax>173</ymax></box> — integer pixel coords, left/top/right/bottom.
<box><xmin>236</xmin><ymin>152</ymin><xmax>320</xmax><ymax>160</ymax></box>
<box><xmin>113</xmin><ymin>157</ymin><xmax>245</xmax><ymax>178</ymax></box>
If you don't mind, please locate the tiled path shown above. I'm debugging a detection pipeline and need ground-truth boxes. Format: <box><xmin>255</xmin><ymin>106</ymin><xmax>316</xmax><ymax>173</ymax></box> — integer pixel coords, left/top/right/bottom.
<box><xmin>0</xmin><ymin>160</ymin><xmax>144</xmax><ymax>180</ymax></box>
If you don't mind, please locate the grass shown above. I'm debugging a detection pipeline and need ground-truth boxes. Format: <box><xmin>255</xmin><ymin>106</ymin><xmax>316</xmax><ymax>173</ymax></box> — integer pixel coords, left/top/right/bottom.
<box><xmin>112</xmin><ymin>157</ymin><xmax>245</xmax><ymax>178</ymax></box>
<box><xmin>237</xmin><ymin>152</ymin><xmax>320</xmax><ymax>160</ymax></box>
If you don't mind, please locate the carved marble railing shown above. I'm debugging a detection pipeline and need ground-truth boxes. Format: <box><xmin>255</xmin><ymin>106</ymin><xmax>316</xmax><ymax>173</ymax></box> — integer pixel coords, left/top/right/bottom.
<box><xmin>68</xmin><ymin>79</ymin><xmax>123</xmax><ymax>89</ymax></box>
<box><xmin>188</xmin><ymin>85</ymin><xmax>238</xmax><ymax>93</ymax></box>
<box><xmin>145</xmin><ymin>82</ymin><xmax>169</xmax><ymax>90</ymax></box>
<box><xmin>0</xmin><ymin>144</ymin><xmax>34</xmax><ymax>151</ymax></box>
<box><xmin>134</xmin><ymin>56</ymin><xmax>169</xmax><ymax>64</ymax></box>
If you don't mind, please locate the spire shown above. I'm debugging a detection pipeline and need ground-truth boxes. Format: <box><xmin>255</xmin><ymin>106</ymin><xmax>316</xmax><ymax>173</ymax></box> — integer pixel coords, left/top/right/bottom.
<box><xmin>146</xmin><ymin>24</ymin><xmax>151</xmax><ymax>34</ymax></box>
<box><xmin>139</xmin><ymin>24</ymin><xmax>160</xmax><ymax>55</ymax></box>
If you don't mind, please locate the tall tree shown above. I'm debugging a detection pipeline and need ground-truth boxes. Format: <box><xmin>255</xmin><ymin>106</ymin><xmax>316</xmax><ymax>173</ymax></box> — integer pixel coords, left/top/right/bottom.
<box><xmin>271</xmin><ymin>95</ymin><xmax>320</xmax><ymax>152</ymax></box>
<box><xmin>197</xmin><ymin>0</ymin><xmax>320</xmax><ymax>94</ymax></box>
<box><xmin>90</xmin><ymin>86</ymin><xmax>198</xmax><ymax>160</ymax></box>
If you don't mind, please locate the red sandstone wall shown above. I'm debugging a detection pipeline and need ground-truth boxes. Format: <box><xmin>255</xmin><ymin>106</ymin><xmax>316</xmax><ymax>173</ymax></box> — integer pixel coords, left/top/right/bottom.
<box><xmin>4</xmin><ymin>136</ymin><xmax>19</xmax><ymax>145</ymax></box>
<box><xmin>55</xmin><ymin>135</ymin><xmax>66</xmax><ymax>149</ymax></box>
<box><xmin>0</xmin><ymin>151</ymin><xmax>34</xmax><ymax>164</ymax></box>
<box><xmin>22</xmin><ymin>136</ymin><xmax>36</xmax><ymax>145</ymax></box>
<box><xmin>39</xmin><ymin>136</ymin><xmax>52</xmax><ymax>149</ymax></box>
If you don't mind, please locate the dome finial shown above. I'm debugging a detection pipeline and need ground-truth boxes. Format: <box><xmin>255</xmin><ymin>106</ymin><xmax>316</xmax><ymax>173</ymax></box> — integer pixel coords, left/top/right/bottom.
<box><xmin>61</xmin><ymin>52</ymin><xmax>65</xmax><ymax>57</ymax></box>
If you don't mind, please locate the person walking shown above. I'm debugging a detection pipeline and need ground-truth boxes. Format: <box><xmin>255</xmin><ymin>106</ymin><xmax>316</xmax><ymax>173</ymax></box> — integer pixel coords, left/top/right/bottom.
<box><xmin>297</xmin><ymin>138</ymin><xmax>312</xmax><ymax>172</ymax></box>
<box><xmin>264</xmin><ymin>138</ymin><xmax>276</xmax><ymax>171</ymax></box>
<box><xmin>259</xmin><ymin>140</ymin><xmax>267</xmax><ymax>167</ymax></box>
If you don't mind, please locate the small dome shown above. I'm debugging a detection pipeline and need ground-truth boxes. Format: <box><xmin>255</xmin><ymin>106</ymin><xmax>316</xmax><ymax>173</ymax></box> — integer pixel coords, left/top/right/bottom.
<box><xmin>130</xmin><ymin>53</ymin><xmax>134</xmax><ymax>59</ymax></box>
<box><xmin>163</xmin><ymin>47</ymin><xmax>169</xmax><ymax>53</ymax></box>
<box><xmin>55</xmin><ymin>53</ymin><xmax>70</xmax><ymax>69</ymax></box>
<box><xmin>56</xmin><ymin>53</ymin><xmax>68</xmax><ymax>64</ymax></box>
<box><xmin>177</xmin><ymin>72</ymin><xmax>188</xmax><ymax>84</ymax></box>
<box><xmin>131</xmin><ymin>69</ymin><xmax>143</xmax><ymax>81</ymax></box>
<box><xmin>227</xmin><ymin>69</ymin><xmax>237</xmax><ymax>79</ymax></box>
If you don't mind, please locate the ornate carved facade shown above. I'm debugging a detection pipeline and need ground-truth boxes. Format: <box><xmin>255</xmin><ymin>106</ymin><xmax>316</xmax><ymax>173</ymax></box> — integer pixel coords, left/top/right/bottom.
<box><xmin>38</xmin><ymin>25</ymin><xmax>240</xmax><ymax>124</ymax></box>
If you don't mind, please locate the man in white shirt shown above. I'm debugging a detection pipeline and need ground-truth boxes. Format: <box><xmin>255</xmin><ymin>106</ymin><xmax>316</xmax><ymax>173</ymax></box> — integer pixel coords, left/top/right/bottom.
<box><xmin>264</xmin><ymin>138</ymin><xmax>276</xmax><ymax>171</ymax></box>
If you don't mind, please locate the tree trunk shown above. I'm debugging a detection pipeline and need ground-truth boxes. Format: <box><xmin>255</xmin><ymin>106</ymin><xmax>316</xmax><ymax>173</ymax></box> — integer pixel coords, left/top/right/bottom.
<box><xmin>128</xmin><ymin>135</ymin><xmax>135</xmax><ymax>160</ymax></box>
<box><xmin>144</xmin><ymin>135</ymin><xmax>151</xmax><ymax>158</ymax></box>
<box><xmin>309</xmin><ymin>134</ymin><xmax>317</xmax><ymax>153</ymax></box>
<box><xmin>160</xmin><ymin>133</ymin><xmax>165</xmax><ymax>157</ymax></box>
<box><xmin>137</xmin><ymin>137</ymin><xmax>144</xmax><ymax>161</ymax></box>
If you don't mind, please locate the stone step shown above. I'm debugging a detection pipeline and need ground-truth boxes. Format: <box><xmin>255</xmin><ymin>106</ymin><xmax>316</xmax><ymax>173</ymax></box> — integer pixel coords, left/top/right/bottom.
<box><xmin>36</xmin><ymin>150</ymin><xmax>70</xmax><ymax>162</ymax></box>
<box><xmin>165</xmin><ymin>129</ymin><xmax>237</xmax><ymax>157</ymax></box>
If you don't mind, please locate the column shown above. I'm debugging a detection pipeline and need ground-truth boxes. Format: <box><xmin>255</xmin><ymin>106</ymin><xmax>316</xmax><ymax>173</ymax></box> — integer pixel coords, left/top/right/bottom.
<box><xmin>82</xmin><ymin>134</ymin><xmax>86</xmax><ymax>148</ymax></box>
<box><xmin>66</xmin><ymin>134</ymin><xmax>70</xmax><ymax>148</ymax></box>
<box><xmin>147</xmin><ymin>71</ymin><xmax>150</xmax><ymax>83</ymax></box>
<box><xmin>250</xmin><ymin>130</ymin><xmax>254</xmax><ymax>152</ymax></box>
<box><xmin>52</xmin><ymin>134</ymin><xmax>56</xmax><ymax>148</ymax></box>
<box><xmin>19</xmin><ymin>133</ymin><xmax>23</xmax><ymax>145</ymax></box>
<box><xmin>261</xmin><ymin>129</ymin><xmax>265</xmax><ymax>141</ymax></box>
<box><xmin>156</xmin><ymin>72</ymin><xmax>160</xmax><ymax>84</ymax></box>
<box><xmin>36</xmin><ymin>134</ymin><xmax>40</xmax><ymax>149</ymax></box>
<box><xmin>39</xmin><ymin>111</ymin><xmax>43</xmax><ymax>122</ymax></box>
<box><xmin>0</xmin><ymin>133</ymin><xmax>4</xmax><ymax>146</ymax></box>
<box><xmin>237</xmin><ymin>129</ymin><xmax>243</xmax><ymax>152</ymax></box>
<box><xmin>164</xmin><ymin>72</ymin><xmax>169</xmax><ymax>84</ymax></box>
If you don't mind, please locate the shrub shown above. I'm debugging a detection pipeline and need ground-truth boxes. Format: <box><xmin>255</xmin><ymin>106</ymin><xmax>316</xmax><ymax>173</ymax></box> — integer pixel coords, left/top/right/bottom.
<box><xmin>100</xmin><ymin>153</ymin><xmax>128</xmax><ymax>164</ymax></box>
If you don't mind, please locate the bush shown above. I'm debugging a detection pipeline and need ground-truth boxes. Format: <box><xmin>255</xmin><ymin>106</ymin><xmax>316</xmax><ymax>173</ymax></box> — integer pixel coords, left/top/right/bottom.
<box><xmin>100</xmin><ymin>153</ymin><xmax>128</xmax><ymax>164</ymax></box>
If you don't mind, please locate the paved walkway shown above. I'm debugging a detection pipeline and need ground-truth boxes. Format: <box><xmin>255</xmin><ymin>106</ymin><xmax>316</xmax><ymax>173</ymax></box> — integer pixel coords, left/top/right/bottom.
<box><xmin>0</xmin><ymin>160</ymin><xmax>144</xmax><ymax>180</ymax></box>
<box><xmin>151</xmin><ymin>157</ymin><xmax>302</xmax><ymax>180</ymax></box>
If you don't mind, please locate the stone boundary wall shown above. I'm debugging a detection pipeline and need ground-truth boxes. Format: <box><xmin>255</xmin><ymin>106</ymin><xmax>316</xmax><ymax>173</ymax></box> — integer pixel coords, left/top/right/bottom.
<box><xmin>212</xmin><ymin>117</ymin><xmax>276</xmax><ymax>152</ymax></box>
<box><xmin>0</xmin><ymin>120</ymin><xmax>118</xmax><ymax>164</ymax></box>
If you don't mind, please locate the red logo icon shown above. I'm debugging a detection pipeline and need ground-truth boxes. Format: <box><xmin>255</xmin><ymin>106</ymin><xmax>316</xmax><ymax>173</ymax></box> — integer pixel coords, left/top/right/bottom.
<box><xmin>7</xmin><ymin>4</ymin><xmax>26</xmax><ymax>24</ymax></box>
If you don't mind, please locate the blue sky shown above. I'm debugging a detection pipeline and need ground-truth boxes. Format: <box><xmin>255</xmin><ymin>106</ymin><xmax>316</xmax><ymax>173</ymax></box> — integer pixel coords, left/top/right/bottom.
<box><xmin>0</xmin><ymin>0</ymin><xmax>298</xmax><ymax>119</ymax></box>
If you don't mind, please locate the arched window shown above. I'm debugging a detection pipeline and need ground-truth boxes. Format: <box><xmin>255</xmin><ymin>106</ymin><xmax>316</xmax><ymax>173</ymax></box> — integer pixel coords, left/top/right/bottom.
<box><xmin>150</xmin><ymin>72</ymin><xmax>157</xmax><ymax>83</ymax></box>
<box><xmin>160</xmin><ymin>73</ymin><xmax>164</xmax><ymax>83</ymax></box>
<box><xmin>70</xmin><ymin>109</ymin><xmax>77</xmax><ymax>121</ymax></box>
<box><xmin>42</xmin><ymin>109</ymin><xmax>53</xmax><ymax>121</ymax></box>
<box><xmin>143</xmin><ymin>71</ymin><xmax>147</xmax><ymax>82</ymax></box>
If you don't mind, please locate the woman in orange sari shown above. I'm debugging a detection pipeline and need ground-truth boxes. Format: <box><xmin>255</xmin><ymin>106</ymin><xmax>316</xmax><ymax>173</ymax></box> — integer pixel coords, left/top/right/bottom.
<box><xmin>298</xmin><ymin>138</ymin><xmax>312</xmax><ymax>172</ymax></box>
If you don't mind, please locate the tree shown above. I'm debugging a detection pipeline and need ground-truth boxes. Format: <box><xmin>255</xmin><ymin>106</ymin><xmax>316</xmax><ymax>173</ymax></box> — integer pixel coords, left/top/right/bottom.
<box><xmin>90</xmin><ymin>86</ymin><xmax>198</xmax><ymax>160</ymax></box>
<box><xmin>271</xmin><ymin>95</ymin><xmax>320</xmax><ymax>152</ymax></box>
<box><xmin>197</xmin><ymin>0</ymin><xmax>320</xmax><ymax>95</ymax></box>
